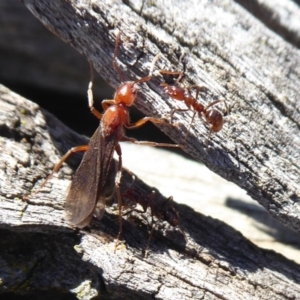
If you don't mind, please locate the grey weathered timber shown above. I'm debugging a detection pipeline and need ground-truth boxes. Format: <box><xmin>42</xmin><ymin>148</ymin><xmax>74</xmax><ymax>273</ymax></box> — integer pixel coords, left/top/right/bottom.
<box><xmin>1</xmin><ymin>0</ymin><xmax>300</xmax><ymax>299</ymax></box>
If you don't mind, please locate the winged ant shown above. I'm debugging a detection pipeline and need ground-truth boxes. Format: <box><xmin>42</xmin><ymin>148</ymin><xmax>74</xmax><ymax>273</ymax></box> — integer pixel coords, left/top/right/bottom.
<box><xmin>25</xmin><ymin>31</ymin><xmax>181</xmax><ymax>244</ymax></box>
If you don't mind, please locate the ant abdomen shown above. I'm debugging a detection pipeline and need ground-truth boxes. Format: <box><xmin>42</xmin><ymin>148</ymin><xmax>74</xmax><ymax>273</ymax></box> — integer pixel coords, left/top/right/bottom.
<box><xmin>203</xmin><ymin>109</ymin><xmax>224</xmax><ymax>133</ymax></box>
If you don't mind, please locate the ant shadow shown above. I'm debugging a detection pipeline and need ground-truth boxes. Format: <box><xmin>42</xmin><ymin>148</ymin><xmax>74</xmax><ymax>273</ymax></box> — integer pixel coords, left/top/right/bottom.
<box><xmin>226</xmin><ymin>196</ymin><xmax>300</xmax><ymax>248</ymax></box>
<box><xmin>175</xmin><ymin>201</ymin><xmax>300</xmax><ymax>283</ymax></box>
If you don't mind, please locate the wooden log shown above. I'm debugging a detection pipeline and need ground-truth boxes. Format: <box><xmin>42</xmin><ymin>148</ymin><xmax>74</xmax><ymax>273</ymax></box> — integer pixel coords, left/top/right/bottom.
<box><xmin>0</xmin><ymin>0</ymin><xmax>300</xmax><ymax>298</ymax></box>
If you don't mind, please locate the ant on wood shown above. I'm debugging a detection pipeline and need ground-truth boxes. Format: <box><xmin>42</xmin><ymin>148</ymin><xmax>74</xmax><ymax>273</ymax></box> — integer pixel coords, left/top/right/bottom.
<box><xmin>159</xmin><ymin>69</ymin><xmax>229</xmax><ymax>140</ymax></box>
<box><xmin>121</xmin><ymin>175</ymin><xmax>183</xmax><ymax>256</ymax></box>
<box><xmin>25</xmin><ymin>31</ymin><xmax>181</xmax><ymax>245</ymax></box>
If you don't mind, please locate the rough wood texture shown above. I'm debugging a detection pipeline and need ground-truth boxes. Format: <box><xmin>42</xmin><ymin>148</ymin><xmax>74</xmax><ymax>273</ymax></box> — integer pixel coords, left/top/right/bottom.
<box><xmin>1</xmin><ymin>84</ymin><xmax>300</xmax><ymax>299</ymax></box>
<box><xmin>0</xmin><ymin>0</ymin><xmax>112</xmax><ymax>99</ymax></box>
<box><xmin>1</xmin><ymin>0</ymin><xmax>300</xmax><ymax>299</ymax></box>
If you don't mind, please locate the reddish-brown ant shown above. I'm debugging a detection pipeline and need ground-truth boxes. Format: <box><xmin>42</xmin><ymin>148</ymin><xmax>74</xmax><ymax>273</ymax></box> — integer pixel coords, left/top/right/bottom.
<box><xmin>122</xmin><ymin>180</ymin><xmax>179</xmax><ymax>228</ymax></box>
<box><xmin>25</xmin><ymin>31</ymin><xmax>181</xmax><ymax>242</ymax></box>
<box><xmin>121</xmin><ymin>175</ymin><xmax>182</xmax><ymax>256</ymax></box>
<box><xmin>160</xmin><ymin>70</ymin><xmax>228</xmax><ymax>138</ymax></box>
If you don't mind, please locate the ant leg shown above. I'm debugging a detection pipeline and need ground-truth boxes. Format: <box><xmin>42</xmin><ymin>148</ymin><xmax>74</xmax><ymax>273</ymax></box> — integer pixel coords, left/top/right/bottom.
<box><xmin>121</xmin><ymin>206</ymin><xmax>146</xmax><ymax>217</ymax></box>
<box><xmin>196</xmin><ymin>112</ymin><xmax>213</xmax><ymax>145</ymax></box>
<box><xmin>159</xmin><ymin>70</ymin><xmax>183</xmax><ymax>83</ymax></box>
<box><xmin>24</xmin><ymin>145</ymin><xmax>88</xmax><ymax>200</ymax></box>
<box><xmin>121</xmin><ymin>177</ymin><xmax>153</xmax><ymax>217</ymax></box>
<box><xmin>122</xmin><ymin>135</ymin><xmax>182</xmax><ymax>148</ymax></box>
<box><xmin>88</xmin><ymin>61</ymin><xmax>104</xmax><ymax>120</ymax></box>
<box><xmin>166</xmin><ymin>107</ymin><xmax>195</xmax><ymax>142</ymax></box>
<box><xmin>206</xmin><ymin>128</ymin><xmax>213</xmax><ymax>146</ymax></box>
<box><xmin>205</xmin><ymin>99</ymin><xmax>228</xmax><ymax>114</ymax></box>
<box><xmin>183</xmin><ymin>110</ymin><xmax>197</xmax><ymax>143</ymax></box>
<box><xmin>145</xmin><ymin>190</ymin><xmax>157</xmax><ymax>257</ymax></box>
<box><xmin>169</xmin><ymin>108</ymin><xmax>190</xmax><ymax>124</ymax></box>
<box><xmin>102</xmin><ymin>99</ymin><xmax>115</xmax><ymax>111</ymax></box>
<box><xmin>188</xmin><ymin>85</ymin><xmax>210</xmax><ymax>99</ymax></box>
<box><xmin>145</xmin><ymin>218</ymin><xmax>156</xmax><ymax>258</ymax></box>
<box><xmin>88</xmin><ymin>63</ymin><xmax>120</xmax><ymax>117</ymax></box>
<box><xmin>178</xmin><ymin>224</ymin><xmax>187</xmax><ymax>244</ymax></box>
<box><xmin>222</xmin><ymin>98</ymin><xmax>230</xmax><ymax>115</ymax></box>
<box><xmin>121</xmin><ymin>175</ymin><xmax>143</xmax><ymax>217</ymax></box>
<box><xmin>204</xmin><ymin>99</ymin><xmax>227</xmax><ymax>142</ymax></box>
<box><xmin>126</xmin><ymin>116</ymin><xmax>173</xmax><ymax>130</ymax></box>
<box><xmin>149</xmin><ymin>54</ymin><xmax>161</xmax><ymax>77</ymax></box>
<box><xmin>134</xmin><ymin>76</ymin><xmax>151</xmax><ymax>84</ymax></box>
<box><xmin>113</xmin><ymin>30</ymin><xmax>124</xmax><ymax>82</ymax></box>
<box><xmin>133</xmin><ymin>53</ymin><xmax>162</xmax><ymax>85</ymax></box>
<box><xmin>159</xmin><ymin>70</ymin><xmax>182</xmax><ymax>76</ymax></box>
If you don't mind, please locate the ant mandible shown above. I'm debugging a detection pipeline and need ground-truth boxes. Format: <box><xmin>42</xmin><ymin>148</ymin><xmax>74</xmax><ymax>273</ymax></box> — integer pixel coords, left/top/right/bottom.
<box><xmin>159</xmin><ymin>70</ymin><xmax>228</xmax><ymax>138</ymax></box>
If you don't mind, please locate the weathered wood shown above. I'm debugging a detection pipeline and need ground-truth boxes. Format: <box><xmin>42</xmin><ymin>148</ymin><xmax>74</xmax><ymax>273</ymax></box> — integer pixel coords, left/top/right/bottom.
<box><xmin>1</xmin><ymin>0</ymin><xmax>300</xmax><ymax>298</ymax></box>
<box><xmin>236</xmin><ymin>0</ymin><xmax>300</xmax><ymax>48</ymax></box>
<box><xmin>1</xmin><ymin>84</ymin><xmax>300</xmax><ymax>299</ymax></box>
<box><xmin>0</xmin><ymin>0</ymin><xmax>111</xmax><ymax>99</ymax></box>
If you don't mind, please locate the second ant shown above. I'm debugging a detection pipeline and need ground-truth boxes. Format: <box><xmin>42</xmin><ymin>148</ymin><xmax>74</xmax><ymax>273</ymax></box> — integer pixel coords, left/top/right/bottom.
<box><xmin>159</xmin><ymin>69</ymin><xmax>228</xmax><ymax>139</ymax></box>
<box><xmin>121</xmin><ymin>174</ymin><xmax>184</xmax><ymax>256</ymax></box>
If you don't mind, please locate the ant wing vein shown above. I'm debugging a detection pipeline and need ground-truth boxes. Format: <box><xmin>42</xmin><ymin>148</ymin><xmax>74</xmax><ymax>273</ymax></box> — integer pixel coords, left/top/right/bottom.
<box><xmin>65</xmin><ymin>124</ymin><xmax>117</xmax><ymax>228</ymax></box>
<box><xmin>96</xmin><ymin>159</ymin><xmax>118</xmax><ymax>220</ymax></box>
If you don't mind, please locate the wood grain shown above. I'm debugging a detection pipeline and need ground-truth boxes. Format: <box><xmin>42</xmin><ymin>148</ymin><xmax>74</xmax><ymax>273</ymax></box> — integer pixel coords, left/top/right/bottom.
<box><xmin>1</xmin><ymin>0</ymin><xmax>300</xmax><ymax>299</ymax></box>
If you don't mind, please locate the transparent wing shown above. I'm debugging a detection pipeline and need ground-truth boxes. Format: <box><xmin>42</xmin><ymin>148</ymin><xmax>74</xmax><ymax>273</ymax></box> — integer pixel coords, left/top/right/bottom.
<box><xmin>65</xmin><ymin>123</ymin><xmax>120</xmax><ymax>228</ymax></box>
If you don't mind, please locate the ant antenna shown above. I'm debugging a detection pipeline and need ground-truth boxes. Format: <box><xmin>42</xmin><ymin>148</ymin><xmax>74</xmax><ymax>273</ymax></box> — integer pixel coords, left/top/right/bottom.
<box><xmin>149</xmin><ymin>54</ymin><xmax>161</xmax><ymax>77</ymax></box>
<box><xmin>113</xmin><ymin>30</ymin><xmax>124</xmax><ymax>82</ymax></box>
<box><xmin>133</xmin><ymin>53</ymin><xmax>162</xmax><ymax>85</ymax></box>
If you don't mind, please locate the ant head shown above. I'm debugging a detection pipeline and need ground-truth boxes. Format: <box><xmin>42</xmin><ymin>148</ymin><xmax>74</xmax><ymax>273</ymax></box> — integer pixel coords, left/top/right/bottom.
<box><xmin>161</xmin><ymin>197</ymin><xmax>180</xmax><ymax>227</ymax></box>
<box><xmin>114</xmin><ymin>82</ymin><xmax>137</xmax><ymax>106</ymax></box>
<box><xmin>164</xmin><ymin>206</ymin><xmax>180</xmax><ymax>227</ymax></box>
